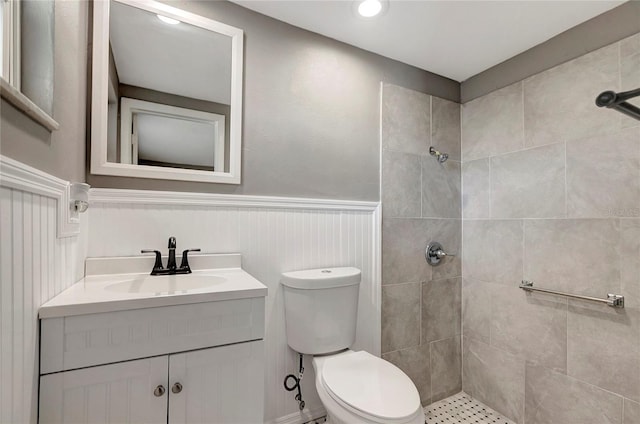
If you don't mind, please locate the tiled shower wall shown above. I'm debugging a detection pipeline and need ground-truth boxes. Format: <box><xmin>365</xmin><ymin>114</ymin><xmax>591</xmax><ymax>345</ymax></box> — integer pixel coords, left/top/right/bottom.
<box><xmin>380</xmin><ymin>83</ymin><xmax>462</xmax><ymax>405</ymax></box>
<box><xmin>461</xmin><ymin>33</ymin><xmax>640</xmax><ymax>424</ymax></box>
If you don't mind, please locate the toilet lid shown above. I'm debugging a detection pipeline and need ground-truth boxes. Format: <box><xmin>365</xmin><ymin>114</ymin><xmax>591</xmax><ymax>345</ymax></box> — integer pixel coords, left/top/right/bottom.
<box><xmin>320</xmin><ymin>350</ymin><xmax>421</xmax><ymax>421</ymax></box>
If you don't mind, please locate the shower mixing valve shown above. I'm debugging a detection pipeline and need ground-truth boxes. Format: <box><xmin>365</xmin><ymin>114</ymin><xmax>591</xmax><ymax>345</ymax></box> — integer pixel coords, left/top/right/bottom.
<box><xmin>425</xmin><ymin>241</ymin><xmax>455</xmax><ymax>266</ymax></box>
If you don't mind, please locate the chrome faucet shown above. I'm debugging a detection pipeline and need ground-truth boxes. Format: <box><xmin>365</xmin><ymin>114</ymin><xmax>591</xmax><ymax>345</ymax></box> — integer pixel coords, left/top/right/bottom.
<box><xmin>141</xmin><ymin>236</ymin><xmax>200</xmax><ymax>275</ymax></box>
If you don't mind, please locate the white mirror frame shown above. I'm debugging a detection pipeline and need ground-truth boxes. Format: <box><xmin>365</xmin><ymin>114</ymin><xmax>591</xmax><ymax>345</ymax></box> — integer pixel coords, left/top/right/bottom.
<box><xmin>90</xmin><ymin>0</ymin><xmax>243</xmax><ymax>184</ymax></box>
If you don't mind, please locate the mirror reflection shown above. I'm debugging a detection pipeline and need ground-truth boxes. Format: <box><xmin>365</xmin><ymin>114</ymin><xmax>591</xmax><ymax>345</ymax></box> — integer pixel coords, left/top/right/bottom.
<box><xmin>107</xmin><ymin>1</ymin><xmax>232</xmax><ymax>172</ymax></box>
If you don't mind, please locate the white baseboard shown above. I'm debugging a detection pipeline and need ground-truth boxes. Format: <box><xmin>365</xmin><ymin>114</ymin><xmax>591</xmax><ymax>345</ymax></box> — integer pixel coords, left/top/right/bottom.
<box><xmin>266</xmin><ymin>407</ymin><xmax>327</xmax><ymax>424</ymax></box>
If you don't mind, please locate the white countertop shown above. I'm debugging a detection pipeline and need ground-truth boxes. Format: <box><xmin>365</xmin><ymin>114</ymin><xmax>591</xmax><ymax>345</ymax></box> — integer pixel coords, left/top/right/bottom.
<box><xmin>39</xmin><ymin>254</ymin><xmax>268</xmax><ymax>319</ymax></box>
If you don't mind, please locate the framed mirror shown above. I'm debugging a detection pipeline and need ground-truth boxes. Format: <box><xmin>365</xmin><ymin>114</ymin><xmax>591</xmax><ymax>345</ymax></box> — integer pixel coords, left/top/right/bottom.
<box><xmin>90</xmin><ymin>0</ymin><xmax>243</xmax><ymax>183</ymax></box>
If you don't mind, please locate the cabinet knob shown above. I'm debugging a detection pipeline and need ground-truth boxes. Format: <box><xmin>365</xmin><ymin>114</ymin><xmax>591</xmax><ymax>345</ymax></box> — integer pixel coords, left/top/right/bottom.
<box><xmin>154</xmin><ymin>385</ymin><xmax>165</xmax><ymax>397</ymax></box>
<box><xmin>172</xmin><ymin>382</ymin><xmax>183</xmax><ymax>394</ymax></box>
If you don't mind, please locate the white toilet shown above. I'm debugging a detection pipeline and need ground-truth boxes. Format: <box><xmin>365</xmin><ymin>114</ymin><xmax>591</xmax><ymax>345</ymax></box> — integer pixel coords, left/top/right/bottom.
<box><xmin>281</xmin><ymin>267</ymin><xmax>425</xmax><ymax>424</ymax></box>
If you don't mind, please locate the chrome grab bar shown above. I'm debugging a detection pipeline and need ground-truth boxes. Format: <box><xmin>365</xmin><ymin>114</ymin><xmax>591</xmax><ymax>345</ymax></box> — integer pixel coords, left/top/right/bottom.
<box><xmin>519</xmin><ymin>281</ymin><xmax>624</xmax><ymax>308</ymax></box>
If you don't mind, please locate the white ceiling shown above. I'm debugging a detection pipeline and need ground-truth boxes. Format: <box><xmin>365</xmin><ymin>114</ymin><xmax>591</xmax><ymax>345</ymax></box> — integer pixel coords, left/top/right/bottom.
<box><xmin>110</xmin><ymin>1</ymin><xmax>232</xmax><ymax>104</ymax></box>
<box><xmin>232</xmin><ymin>0</ymin><xmax>625</xmax><ymax>82</ymax></box>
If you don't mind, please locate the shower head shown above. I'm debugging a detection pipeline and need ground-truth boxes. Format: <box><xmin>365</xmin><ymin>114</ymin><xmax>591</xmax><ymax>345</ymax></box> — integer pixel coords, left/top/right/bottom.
<box><xmin>429</xmin><ymin>146</ymin><xmax>449</xmax><ymax>163</ymax></box>
<box><xmin>596</xmin><ymin>88</ymin><xmax>640</xmax><ymax>121</ymax></box>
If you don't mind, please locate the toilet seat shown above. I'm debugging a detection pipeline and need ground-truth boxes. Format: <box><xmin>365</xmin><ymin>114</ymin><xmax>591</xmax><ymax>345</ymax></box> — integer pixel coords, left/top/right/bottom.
<box><xmin>319</xmin><ymin>350</ymin><xmax>422</xmax><ymax>423</ymax></box>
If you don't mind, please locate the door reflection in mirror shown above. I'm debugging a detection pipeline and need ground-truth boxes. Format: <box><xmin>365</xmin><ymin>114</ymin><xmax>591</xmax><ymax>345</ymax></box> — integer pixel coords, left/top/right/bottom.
<box><xmin>118</xmin><ymin>98</ymin><xmax>226</xmax><ymax>172</ymax></box>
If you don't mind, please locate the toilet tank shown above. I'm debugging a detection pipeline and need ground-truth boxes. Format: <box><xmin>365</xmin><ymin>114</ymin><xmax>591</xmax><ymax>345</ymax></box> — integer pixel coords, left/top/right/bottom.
<box><xmin>281</xmin><ymin>267</ymin><xmax>361</xmax><ymax>355</ymax></box>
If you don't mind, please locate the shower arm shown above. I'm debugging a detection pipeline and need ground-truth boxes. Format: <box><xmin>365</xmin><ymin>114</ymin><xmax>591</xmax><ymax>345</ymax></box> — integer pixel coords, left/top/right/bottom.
<box><xmin>595</xmin><ymin>88</ymin><xmax>640</xmax><ymax>121</ymax></box>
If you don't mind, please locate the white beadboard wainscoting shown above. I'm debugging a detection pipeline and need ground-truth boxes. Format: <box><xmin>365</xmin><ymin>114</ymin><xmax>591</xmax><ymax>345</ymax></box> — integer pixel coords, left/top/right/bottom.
<box><xmin>89</xmin><ymin>188</ymin><xmax>381</xmax><ymax>424</ymax></box>
<box><xmin>0</xmin><ymin>156</ymin><xmax>88</xmax><ymax>424</ymax></box>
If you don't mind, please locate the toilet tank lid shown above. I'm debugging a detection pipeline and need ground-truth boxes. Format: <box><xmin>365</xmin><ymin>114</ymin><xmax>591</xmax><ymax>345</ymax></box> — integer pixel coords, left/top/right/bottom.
<box><xmin>281</xmin><ymin>267</ymin><xmax>361</xmax><ymax>290</ymax></box>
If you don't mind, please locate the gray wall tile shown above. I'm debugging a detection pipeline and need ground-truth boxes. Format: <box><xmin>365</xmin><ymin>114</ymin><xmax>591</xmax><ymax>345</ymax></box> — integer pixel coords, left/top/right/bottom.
<box><xmin>383</xmin><ymin>344</ymin><xmax>431</xmax><ymax>405</ymax></box>
<box><xmin>432</xmin><ymin>97</ymin><xmax>461</xmax><ymax>161</ymax></box>
<box><xmin>463</xmin><ymin>337</ymin><xmax>525</xmax><ymax>423</ymax></box>
<box><xmin>431</xmin><ymin>337</ymin><xmax>462</xmax><ymax>402</ymax></box>
<box><xmin>525</xmin><ymin>363</ymin><xmax>623</xmax><ymax>424</ymax></box>
<box><xmin>491</xmin><ymin>285</ymin><xmax>567</xmax><ymax>372</ymax></box>
<box><xmin>624</xmin><ymin>398</ymin><xmax>640</xmax><ymax>424</ymax></box>
<box><xmin>382</xmin><ymin>83</ymin><xmax>431</xmax><ymax>155</ymax></box>
<box><xmin>422</xmin><ymin>278</ymin><xmax>461</xmax><ymax>343</ymax></box>
<box><xmin>382</xmin><ymin>218</ymin><xmax>432</xmax><ymax>285</ymax></box>
<box><xmin>491</xmin><ymin>143</ymin><xmax>566</xmax><ymax>219</ymax></box>
<box><xmin>382</xmin><ymin>150</ymin><xmax>422</xmax><ymax>218</ymax></box>
<box><xmin>566</xmin><ymin>127</ymin><xmax>640</xmax><ymax>218</ymax></box>
<box><xmin>421</xmin><ymin>158</ymin><xmax>461</xmax><ymax>218</ymax></box>
<box><xmin>524</xmin><ymin>44</ymin><xmax>619</xmax><ymax>147</ymax></box>
<box><xmin>382</xmin><ymin>282</ymin><xmax>421</xmax><ymax>353</ymax></box>
<box><xmin>462</xmin><ymin>158</ymin><xmax>490</xmax><ymax>219</ymax></box>
<box><xmin>461</xmin><ymin>82</ymin><xmax>524</xmax><ymax>162</ymax></box>
<box><xmin>462</xmin><ymin>278</ymin><xmax>492</xmax><ymax>344</ymax></box>
<box><xmin>463</xmin><ymin>220</ymin><xmax>523</xmax><ymax>284</ymax></box>
<box><xmin>524</xmin><ymin>219</ymin><xmax>620</xmax><ymax>297</ymax></box>
<box><xmin>568</xmin><ymin>304</ymin><xmax>640</xmax><ymax>402</ymax></box>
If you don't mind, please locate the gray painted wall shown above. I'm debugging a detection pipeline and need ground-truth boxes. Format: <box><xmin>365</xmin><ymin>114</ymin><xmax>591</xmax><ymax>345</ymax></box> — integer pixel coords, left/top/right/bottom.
<box><xmin>87</xmin><ymin>0</ymin><xmax>459</xmax><ymax>201</ymax></box>
<box><xmin>1</xmin><ymin>0</ymin><xmax>457</xmax><ymax>201</ymax></box>
<box><xmin>0</xmin><ymin>0</ymin><xmax>88</xmax><ymax>183</ymax></box>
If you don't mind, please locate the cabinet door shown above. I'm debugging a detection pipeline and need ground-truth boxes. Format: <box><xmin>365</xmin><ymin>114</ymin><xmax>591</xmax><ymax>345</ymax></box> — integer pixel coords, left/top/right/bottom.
<box><xmin>40</xmin><ymin>356</ymin><xmax>168</xmax><ymax>424</ymax></box>
<box><xmin>168</xmin><ymin>340</ymin><xmax>264</xmax><ymax>424</ymax></box>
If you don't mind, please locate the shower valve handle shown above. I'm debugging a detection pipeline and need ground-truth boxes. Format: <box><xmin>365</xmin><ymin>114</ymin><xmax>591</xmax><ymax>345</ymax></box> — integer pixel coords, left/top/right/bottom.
<box><xmin>425</xmin><ymin>242</ymin><xmax>455</xmax><ymax>266</ymax></box>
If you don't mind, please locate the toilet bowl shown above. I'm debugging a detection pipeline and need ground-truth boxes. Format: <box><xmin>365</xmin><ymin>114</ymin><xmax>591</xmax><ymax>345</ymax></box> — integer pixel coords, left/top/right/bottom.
<box><xmin>281</xmin><ymin>267</ymin><xmax>425</xmax><ymax>424</ymax></box>
<box><xmin>312</xmin><ymin>350</ymin><xmax>424</xmax><ymax>424</ymax></box>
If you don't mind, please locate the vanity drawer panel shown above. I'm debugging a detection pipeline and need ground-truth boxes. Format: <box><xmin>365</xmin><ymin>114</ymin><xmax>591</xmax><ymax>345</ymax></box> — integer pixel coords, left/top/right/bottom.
<box><xmin>40</xmin><ymin>297</ymin><xmax>265</xmax><ymax>374</ymax></box>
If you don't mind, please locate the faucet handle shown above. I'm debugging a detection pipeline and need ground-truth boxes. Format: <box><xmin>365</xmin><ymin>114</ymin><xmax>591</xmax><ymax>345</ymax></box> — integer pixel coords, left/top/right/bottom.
<box><xmin>141</xmin><ymin>249</ymin><xmax>164</xmax><ymax>274</ymax></box>
<box><xmin>168</xmin><ymin>237</ymin><xmax>177</xmax><ymax>249</ymax></box>
<box><xmin>179</xmin><ymin>249</ymin><xmax>201</xmax><ymax>273</ymax></box>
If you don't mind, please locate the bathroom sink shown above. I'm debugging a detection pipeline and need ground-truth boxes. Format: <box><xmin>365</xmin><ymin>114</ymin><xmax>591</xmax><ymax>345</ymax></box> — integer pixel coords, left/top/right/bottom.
<box><xmin>104</xmin><ymin>274</ymin><xmax>226</xmax><ymax>294</ymax></box>
<box><xmin>39</xmin><ymin>253</ymin><xmax>268</xmax><ymax>318</ymax></box>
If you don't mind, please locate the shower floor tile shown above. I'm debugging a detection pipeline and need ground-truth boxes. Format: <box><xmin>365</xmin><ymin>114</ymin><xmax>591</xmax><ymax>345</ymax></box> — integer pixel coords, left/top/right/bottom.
<box><xmin>424</xmin><ymin>392</ymin><xmax>515</xmax><ymax>424</ymax></box>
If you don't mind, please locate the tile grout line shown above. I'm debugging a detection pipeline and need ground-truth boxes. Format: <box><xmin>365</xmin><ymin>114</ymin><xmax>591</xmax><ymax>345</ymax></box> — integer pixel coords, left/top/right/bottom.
<box><xmin>564</xmin><ymin>140</ymin><xmax>568</xmax><ymax>218</ymax></box>
<box><xmin>521</xmin><ymin>81</ymin><xmax>526</xmax><ymax>151</ymax></box>
<box><xmin>489</xmin><ymin>157</ymin><xmax>492</xmax><ymax>219</ymax></box>
<box><xmin>419</xmin><ymin>278</ymin><xmax>423</xmax><ymax>347</ymax></box>
<box><xmin>429</xmin><ymin>339</ymin><xmax>433</xmax><ymax>407</ymax></box>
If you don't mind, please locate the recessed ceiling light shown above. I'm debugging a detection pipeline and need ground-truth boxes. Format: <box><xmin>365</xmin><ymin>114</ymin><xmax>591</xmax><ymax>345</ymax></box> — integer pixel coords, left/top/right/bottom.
<box><xmin>157</xmin><ymin>14</ymin><xmax>180</xmax><ymax>25</ymax></box>
<box><xmin>357</xmin><ymin>0</ymin><xmax>383</xmax><ymax>18</ymax></box>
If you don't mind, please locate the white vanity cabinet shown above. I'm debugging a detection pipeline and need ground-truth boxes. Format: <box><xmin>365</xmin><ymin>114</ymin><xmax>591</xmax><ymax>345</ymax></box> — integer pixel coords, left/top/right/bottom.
<box><xmin>39</xmin><ymin>340</ymin><xmax>264</xmax><ymax>424</ymax></box>
<box><xmin>38</xmin><ymin>299</ymin><xmax>265</xmax><ymax>424</ymax></box>
<box><xmin>40</xmin><ymin>356</ymin><xmax>169</xmax><ymax>423</ymax></box>
<box><xmin>168</xmin><ymin>341</ymin><xmax>263</xmax><ymax>423</ymax></box>
<box><xmin>37</xmin><ymin>253</ymin><xmax>267</xmax><ymax>424</ymax></box>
